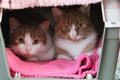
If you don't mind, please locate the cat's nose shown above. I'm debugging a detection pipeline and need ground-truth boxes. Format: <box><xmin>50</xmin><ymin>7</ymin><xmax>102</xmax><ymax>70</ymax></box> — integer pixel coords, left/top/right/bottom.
<box><xmin>70</xmin><ymin>32</ymin><xmax>77</xmax><ymax>40</ymax></box>
<box><xmin>26</xmin><ymin>48</ymin><xmax>30</xmax><ymax>53</ymax></box>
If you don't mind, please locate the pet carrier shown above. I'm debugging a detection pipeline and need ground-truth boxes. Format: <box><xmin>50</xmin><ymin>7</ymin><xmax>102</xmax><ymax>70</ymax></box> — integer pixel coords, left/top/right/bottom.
<box><xmin>0</xmin><ymin>0</ymin><xmax>119</xmax><ymax>80</ymax></box>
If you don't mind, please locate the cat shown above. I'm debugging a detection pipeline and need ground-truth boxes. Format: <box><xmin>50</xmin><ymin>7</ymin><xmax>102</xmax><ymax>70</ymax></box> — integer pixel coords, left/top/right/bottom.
<box><xmin>9</xmin><ymin>17</ymin><xmax>55</xmax><ymax>61</ymax></box>
<box><xmin>52</xmin><ymin>5</ymin><xmax>97</xmax><ymax>60</ymax></box>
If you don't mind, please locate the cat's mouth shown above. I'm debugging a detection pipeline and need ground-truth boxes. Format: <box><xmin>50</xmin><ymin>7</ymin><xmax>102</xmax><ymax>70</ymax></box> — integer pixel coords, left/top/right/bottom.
<box><xmin>24</xmin><ymin>53</ymin><xmax>31</xmax><ymax>58</ymax></box>
<box><xmin>68</xmin><ymin>36</ymin><xmax>86</xmax><ymax>42</ymax></box>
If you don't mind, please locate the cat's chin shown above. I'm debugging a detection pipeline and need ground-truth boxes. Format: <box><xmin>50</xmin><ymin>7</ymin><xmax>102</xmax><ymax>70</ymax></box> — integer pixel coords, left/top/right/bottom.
<box><xmin>22</xmin><ymin>53</ymin><xmax>33</xmax><ymax>58</ymax></box>
<box><xmin>71</xmin><ymin>39</ymin><xmax>83</xmax><ymax>42</ymax></box>
<box><xmin>27</xmin><ymin>57</ymin><xmax>39</xmax><ymax>61</ymax></box>
<box><xmin>56</xmin><ymin>37</ymin><xmax>86</xmax><ymax>42</ymax></box>
<box><xmin>68</xmin><ymin>37</ymin><xmax>86</xmax><ymax>42</ymax></box>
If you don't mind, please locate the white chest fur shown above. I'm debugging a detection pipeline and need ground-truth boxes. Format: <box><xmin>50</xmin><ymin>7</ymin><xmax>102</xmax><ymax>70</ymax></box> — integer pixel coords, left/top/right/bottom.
<box><xmin>55</xmin><ymin>32</ymin><xmax>97</xmax><ymax>59</ymax></box>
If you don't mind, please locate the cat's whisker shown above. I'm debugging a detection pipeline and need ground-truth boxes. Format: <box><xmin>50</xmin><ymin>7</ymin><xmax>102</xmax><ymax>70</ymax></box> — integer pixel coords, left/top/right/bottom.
<box><xmin>9</xmin><ymin>46</ymin><xmax>18</xmax><ymax>50</ymax></box>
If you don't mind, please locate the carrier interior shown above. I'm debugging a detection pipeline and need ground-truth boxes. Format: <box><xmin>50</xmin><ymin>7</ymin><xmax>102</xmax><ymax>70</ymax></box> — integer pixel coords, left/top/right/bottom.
<box><xmin>1</xmin><ymin>3</ymin><xmax>104</xmax><ymax>79</ymax></box>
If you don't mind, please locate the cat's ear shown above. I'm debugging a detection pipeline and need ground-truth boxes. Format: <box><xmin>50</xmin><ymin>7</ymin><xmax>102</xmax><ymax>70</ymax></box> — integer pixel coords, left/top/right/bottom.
<box><xmin>39</xmin><ymin>20</ymin><xmax>50</xmax><ymax>31</ymax></box>
<box><xmin>52</xmin><ymin>8</ymin><xmax>65</xmax><ymax>22</ymax></box>
<box><xmin>9</xmin><ymin>17</ymin><xmax>21</xmax><ymax>33</ymax></box>
<box><xmin>78</xmin><ymin>5</ymin><xmax>90</xmax><ymax>17</ymax></box>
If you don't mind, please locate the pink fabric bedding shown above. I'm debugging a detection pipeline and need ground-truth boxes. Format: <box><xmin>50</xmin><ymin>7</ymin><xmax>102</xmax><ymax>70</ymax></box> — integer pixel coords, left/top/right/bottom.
<box><xmin>0</xmin><ymin>0</ymin><xmax>101</xmax><ymax>9</ymax></box>
<box><xmin>6</xmin><ymin>38</ymin><xmax>102</xmax><ymax>79</ymax></box>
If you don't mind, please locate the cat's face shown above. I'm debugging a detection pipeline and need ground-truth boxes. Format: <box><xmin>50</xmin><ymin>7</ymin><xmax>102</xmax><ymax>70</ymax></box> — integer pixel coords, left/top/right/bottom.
<box><xmin>9</xmin><ymin>17</ymin><xmax>50</xmax><ymax>58</ymax></box>
<box><xmin>52</xmin><ymin>6</ymin><xmax>94</xmax><ymax>42</ymax></box>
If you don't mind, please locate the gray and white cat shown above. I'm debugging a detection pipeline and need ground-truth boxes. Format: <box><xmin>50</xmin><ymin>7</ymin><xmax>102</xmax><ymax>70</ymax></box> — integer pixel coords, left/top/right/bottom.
<box><xmin>52</xmin><ymin>6</ymin><xmax>97</xmax><ymax>60</ymax></box>
<box><xmin>9</xmin><ymin>17</ymin><xmax>55</xmax><ymax>61</ymax></box>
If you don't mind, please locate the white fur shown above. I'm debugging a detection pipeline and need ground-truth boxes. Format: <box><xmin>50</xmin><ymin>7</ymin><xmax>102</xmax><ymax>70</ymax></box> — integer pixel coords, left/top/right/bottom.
<box><xmin>69</xmin><ymin>24</ymin><xmax>77</xmax><ymax>39</ymax></box>
<box><xmin>55</xmin><ymin>32</ymin><xmax>97</xmax><ymax>60</ymax></box>
<box><xmin>57</xmin><ymin>54</ymin><xmax>72</xmax><ymax>60</ymax></box>
<box><xmin>15</xmin><ymin>33</ymin><xmax>55</xmax><ymax>61</ymax></box>
<box><xmin>69</xmin><ymin>24</ymin><xmax>81</xmax><ymax>40</ymax></box>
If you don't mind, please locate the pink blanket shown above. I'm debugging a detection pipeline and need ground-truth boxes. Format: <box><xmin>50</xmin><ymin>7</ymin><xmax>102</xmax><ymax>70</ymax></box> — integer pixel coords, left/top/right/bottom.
<box><xmin>6</xmin><ymin>39</ymin><xmax>102</xmax><ymax>79</ymax></box>
<box><xmin>0</xmin><ymin>0</ymin><xmax>101</xmax><ymax>9</ymax></box>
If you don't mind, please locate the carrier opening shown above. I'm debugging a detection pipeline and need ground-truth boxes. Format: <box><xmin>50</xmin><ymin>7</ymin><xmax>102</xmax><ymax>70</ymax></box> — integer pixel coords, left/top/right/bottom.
<box><xmin>1</xmin><ymin>3</ymin><xmax>104</xmax><ymax>79</ymax></box>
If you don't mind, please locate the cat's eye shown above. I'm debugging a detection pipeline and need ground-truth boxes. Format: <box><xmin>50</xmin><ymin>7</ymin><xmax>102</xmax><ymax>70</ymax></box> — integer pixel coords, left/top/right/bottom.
<box><xmin>33</xmin><ymin>39</ymin><xmax>39</xmax><ymax>44</ymax></box>
<box><xmin>18</xmin><ymin>38</ymin><xmax>24</xmax><ymax>43</ymax></box>
<box><xmin>62</xmin><ymin>25</ymin><xmax>69</xmax><ymax>31</ymax></box>
<box><xmin>78</xmin><ymin>24</ymin><xmax>83</xmax><ymax>29</ymax></box>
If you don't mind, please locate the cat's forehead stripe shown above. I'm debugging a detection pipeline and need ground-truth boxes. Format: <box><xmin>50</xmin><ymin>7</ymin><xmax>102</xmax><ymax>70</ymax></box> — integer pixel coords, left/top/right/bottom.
<box><xmin>69</xmin><ymin>24</ymin><xmax>77</xmax><ymax>39</ymax></box>
<box><xmin>72</xmin><ymin>24</ymin><xmax>75</xmax><ymax>29</ymax></box>
<box><xmin>25</xmin><ymin>33</ymin><xmax>33</xmax><ymax>45</ymax></box>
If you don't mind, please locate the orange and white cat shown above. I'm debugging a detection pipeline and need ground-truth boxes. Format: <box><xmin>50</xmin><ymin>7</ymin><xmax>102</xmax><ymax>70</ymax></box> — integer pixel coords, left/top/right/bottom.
<box><xmin>52</xmin><ymin>6</ymin><xmax>97</xmax><ymax>60</ymax></box>
<box><xmin>9</xmin><ymin>17</ymin><xmax>55</xmax><ymax>61</ymax></box>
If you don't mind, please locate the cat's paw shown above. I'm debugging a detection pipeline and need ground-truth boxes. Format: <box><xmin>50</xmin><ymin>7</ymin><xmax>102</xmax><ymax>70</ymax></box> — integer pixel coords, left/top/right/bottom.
<box><xmin>86</xmin><ymin>51</ymin><xmax>93</xmax><ymax>56</ymax></box>
<box><xmin>56</xmin><ymin>55</ymin><xmax>72</xmax><ymax>60</ymax></box>
<box><xmin>74</xmin><ymin>55</ymin><xmax>79</xmax><ymax>60</ymax></box>
<box><xmin>74</xmin><ymin>51</ymin><xmax>93</xmax><ymax>60</ymax></box>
